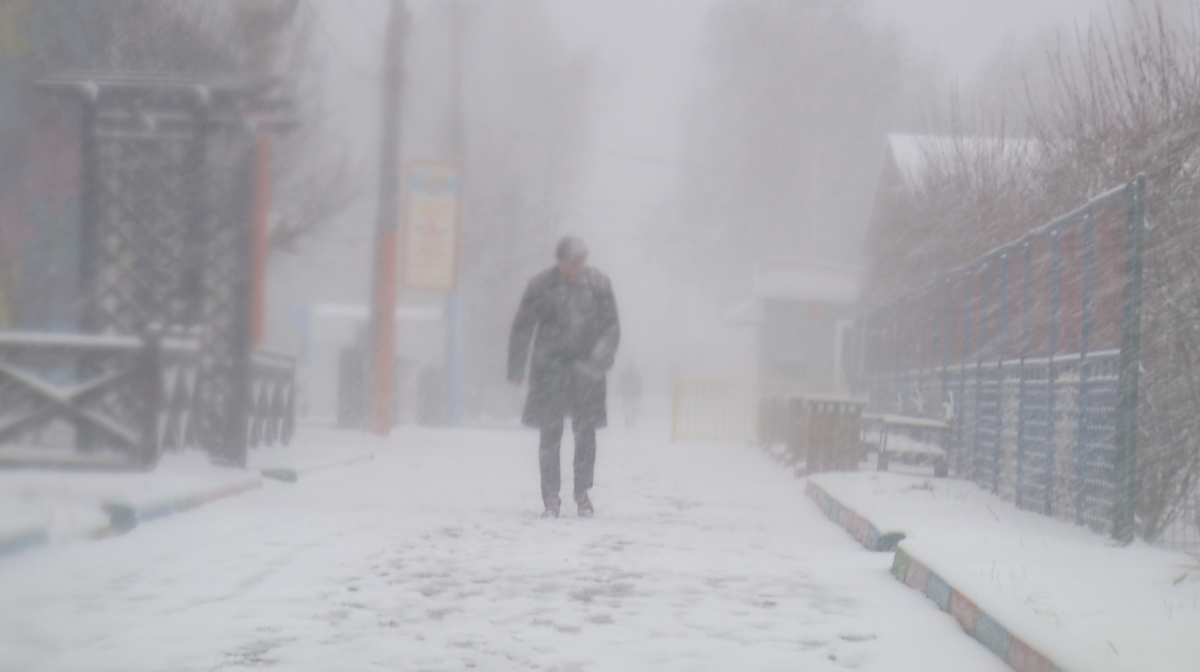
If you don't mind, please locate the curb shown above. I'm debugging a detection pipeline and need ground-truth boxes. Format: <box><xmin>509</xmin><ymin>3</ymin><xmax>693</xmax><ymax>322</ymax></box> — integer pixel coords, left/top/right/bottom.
<box><xmin>2</xmin><ymin>452</ymin><xmax>372</xmax><ymax>557</ymax></box>
<box><xmin>805</xmin><ymin>479</ymin><xmax>1083</xmax><ymax>672</ymax></box>
<box><xmin>102</xmin><ymin>476</ymin><xmax>263</xmax><ymax>532</ymax></box>
<box><xmin>804</xmin><ymin>480</ymin><xmax>905</xmax><ymax>552</ymax></box>
<box><xmin>0</xmin><ymin>525</ymin><xmax>49</xmax><ymax>558</ymax></box>
<box><xmin>891</xmin><ymin>546</ymin><xmax>1062</xmax><ymax>672</ymax></box>
<box><xmin>259</xmin><ymin>452</ymin><xmax>374</xmax><ymax>483</ymax></box>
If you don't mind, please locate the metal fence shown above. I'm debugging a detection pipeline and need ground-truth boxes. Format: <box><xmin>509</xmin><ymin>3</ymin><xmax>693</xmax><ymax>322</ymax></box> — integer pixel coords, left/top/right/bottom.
<box><xmin>1</xmin><ymin>72</ymin><xmax>295</xmax><ymax>468</ymax></box>
<box><xmin>0</xmin><ymin>330</ymin><xmax>295</xmax><ymax>469</ymax></box>
<box><xmin>759</xmin><ymin>394</ymin><xmax>866</xmax><ymax>475</ymax></box>
<box><xmin>672</xmin><ymin>379</ymin><xmax>865</xmax><ymax>478</ymax></box>
<box><xmin>672</xmin><ymin>379</ymin><xmax>764</xmax><ymax>441</ymax></box>
<box><xmin>858</xmin><ymin>177</ymin><xmax>1145</xmax><ymax>543</ymax></box>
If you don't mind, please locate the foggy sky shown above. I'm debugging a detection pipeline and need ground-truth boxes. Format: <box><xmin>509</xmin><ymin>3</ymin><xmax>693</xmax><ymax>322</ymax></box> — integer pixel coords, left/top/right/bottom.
<box><xmin>302</xmin><ymin>0</ymin><xmax>1122</xmax><ymax>275</ymax></box>
<box><xmin>277</xmin><ymin>0</ymin><xmax>1130</xmax><ymax>394</ymax></box>
<box><xmin>863</xmin><ymin>0</ymin><xmax>1113</xmax><ymax>82</ymax></box>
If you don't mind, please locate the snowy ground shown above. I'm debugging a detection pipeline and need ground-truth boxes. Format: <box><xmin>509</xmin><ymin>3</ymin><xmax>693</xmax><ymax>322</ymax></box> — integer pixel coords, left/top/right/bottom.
<box><xmin>0</xmin><ymin>422</ymin><xmax>1009</xmax><ymax>672</ymax></box>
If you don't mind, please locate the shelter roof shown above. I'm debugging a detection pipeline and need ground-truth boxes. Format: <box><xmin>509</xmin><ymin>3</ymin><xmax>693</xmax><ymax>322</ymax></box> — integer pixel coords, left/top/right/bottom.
<box><xmin>725</xmin><ymin>258</ymin><xmax>862</xmax><ymax>326</ymax></box>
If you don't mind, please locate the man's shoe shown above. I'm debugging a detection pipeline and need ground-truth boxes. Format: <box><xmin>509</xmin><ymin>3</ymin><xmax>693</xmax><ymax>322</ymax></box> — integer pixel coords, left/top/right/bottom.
<box><xmin>575</xmin><ymin>491</ymin><xmax>594</xmax><ymax>518</ymax></box>
<box><xmin>541</xmin><ymin>498</ymin><xmax>560</xmax><ymax>518</ymax></box>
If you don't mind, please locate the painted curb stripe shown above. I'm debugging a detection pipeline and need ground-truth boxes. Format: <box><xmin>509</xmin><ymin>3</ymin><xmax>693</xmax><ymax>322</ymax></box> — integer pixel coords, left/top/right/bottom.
<box><xmin>904</xmin><ymin>556</ymin><xmax>930</xmax><ymax>591</ymax></box>
<box><xmin>891</xmin><ymin>548</ymin><xmax>909</xmax><ymax>581</ymax></box>
<box><xmin>804</xmin><ymin>481</ymin><xmax>1069</xmax><ymax>672</ymax></box>
<box><xmin>1007</xmin><ymin>634</ymin><xmax>1057</xmax><ymax>672</ymax></box>
<box><xmin>259</xmin><ymin>453</ymin><xmax>374</xmax><ymax>483</ymax></box>
<box><xmin>5</xmin><ymin>477</ymin><xmax>264</xmax><ymax>557</ymax></box>
<box><xmin>0</xmin><ymin>527</ymin><xmax>49</xmax><ymax>557</ymax></box>
<box><xmin>925</xmin><ymin>571</ymin><xmax>952</xmax><ymax>611</ymax></box>
<box><xmin>137</xmin><ymin>502</ymin><xmax>175</xmax><ymax>521</ymax></box>
<box><xmin>908</xmin><ymin>546</ymin><xmax>1064</xmax><ymax>672</ymax></box>
<box><xmin>975</xmin><ymin>610</ymin><xmax>1012</xmax><ymax>659</ymax></box>
<box><xmin>262</xmin><ymin>467</ymin><xmax>298</xmax><ymax>482</ymax></box>
<box><xmin>129</xmin><ymin>478</ymin><xmax>262</xmax><ymax>524</ymax></box>
<box><xmin>805</xmin><ymin>482</ymin><xmax>904</xmax><ymax>551</ymax></box>
<box><xmin>949</xmin><ymin>588</ymin><xmax>979</xmax><ymax>633</ymax></box>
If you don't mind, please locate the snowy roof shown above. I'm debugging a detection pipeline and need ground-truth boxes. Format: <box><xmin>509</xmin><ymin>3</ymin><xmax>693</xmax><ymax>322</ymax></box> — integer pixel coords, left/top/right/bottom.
<box><xmin>753</xmin><ymin>258</ymin><xmax>861</xmax><ymax>303</ymax></box>
<box><xmin>725</xmin><ymin>259</ymin><xmax>862</xmax><ymax>325</ymax></box>
<box><xmin>885</xmin><ymin>133</ymin><xmax>1040</xmax><ymax>184</ymax></box>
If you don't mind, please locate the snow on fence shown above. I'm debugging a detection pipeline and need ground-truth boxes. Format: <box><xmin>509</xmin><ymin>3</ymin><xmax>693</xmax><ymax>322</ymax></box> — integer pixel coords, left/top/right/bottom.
<box><xmin>858</xmin><ymin>177</ymin><xmax>1148</xmax><ymax>545</ymax></box>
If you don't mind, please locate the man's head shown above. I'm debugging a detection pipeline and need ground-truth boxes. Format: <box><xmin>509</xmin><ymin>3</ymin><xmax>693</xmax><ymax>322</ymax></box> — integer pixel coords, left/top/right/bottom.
<box><xmin>555</xmin><ymin>236</ymin><xmax>588</xmax><ymax>283</ymax></box>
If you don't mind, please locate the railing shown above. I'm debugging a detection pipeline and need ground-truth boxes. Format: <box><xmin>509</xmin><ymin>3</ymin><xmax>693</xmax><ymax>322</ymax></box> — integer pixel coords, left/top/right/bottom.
<box><xmin>249</xmin><ymin>349</ymin><xmax>296</xmax><ymax>449</ymax></box>
<box><xmin>672</xmin><ymin>379</ymin><xmax>762</xmax><ymax>441</ymax></box>
<box><xmin>0</xmin><ymin>330</ymin><xmax>295</xmax><ymax>468</ymax></box>
<box><xmin>759</xmin><ymin>394</ymin><xmax>867</xmax><ymax>475</ymax></box>
<box><xmin>672</xmin><ymin>379</ymin><xmax>842</xmax><ymax>442</ymax></box>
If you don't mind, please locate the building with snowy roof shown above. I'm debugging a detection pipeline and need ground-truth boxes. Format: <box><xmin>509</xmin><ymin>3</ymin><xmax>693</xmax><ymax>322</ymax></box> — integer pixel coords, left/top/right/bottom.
<box><xmin>726</xmin><ymin>258</ymin><xmax>861</xmax><ymax>390</ymax></box>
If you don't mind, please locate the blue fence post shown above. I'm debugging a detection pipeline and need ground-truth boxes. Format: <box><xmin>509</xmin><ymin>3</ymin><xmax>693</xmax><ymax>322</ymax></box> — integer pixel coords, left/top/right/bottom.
<box><xmin>915</xmin><ymin>292</ymin><xmax>923</xmax><ymax>379</ymax></box>
<box><xmin>902</xmin><ymin>297</ymin><xmax>907</xmax><ymax>412</ymax></box>
<box><xmin>901</xmin><ymin>298</ymin><xmax>912</xmax><ymax>412</ymax></box>
<box><xmin>956</xmin><ymin>271</ymin><xmax>974</xmax><ymax>475</ymax></box>
<box><xmin>862</xmin><ymin>311</ymin><xmax>871</xmax><ymax>400</ymax></box>
<box><xmin>1075</xmin><ymin>207</ymin><xmax>1096</xmax><ymax>526</ymax></box>
<box><xmin>994</xmin><ymin>253</ymin><xmax>1010</xmax><ymax>494</ymax></box>
<box><xmin>1017</xmin><ymin>241</ymin><xmax>1032</xmax><ymax>508</ymax></box>
<box><xmin>940</xmin><ymin>277</ymin><xmax>953</xmax><ymax>421</ymax></box>
<box><xmin>1113</xmin><ymin>176</ymin><xmax>1146</xmax><ymax>543</ymax></box>
<box><xmin>973</xmin><ymin>262</ymin><xmax>990</xmax><ymax>482</ymax></box>
<box><xmin>886</xmin><ymin>305</ymin><xmax>896</xmax><ymax>411</ymax></box>
<box><xmin>893</xmin><ymin>304</ymin><xmax>902</xmax><ymax>411</ymax></box>
<box><xmin>868</xmin><ymin>310</ymin><xmax>878</xmax><ymax>398</ymax></box>
<box><xmin>1047</xmin><ymin>227</ymin><xmax>1062</xmax><ymax>515</ymax></box>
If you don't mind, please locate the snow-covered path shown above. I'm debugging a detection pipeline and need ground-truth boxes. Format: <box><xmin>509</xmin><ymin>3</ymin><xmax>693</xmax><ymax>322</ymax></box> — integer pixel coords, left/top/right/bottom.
<box><xmin>1</xmin><ymin>425</ymin><xmax>1008</xmax><ymax>671</ymax></box>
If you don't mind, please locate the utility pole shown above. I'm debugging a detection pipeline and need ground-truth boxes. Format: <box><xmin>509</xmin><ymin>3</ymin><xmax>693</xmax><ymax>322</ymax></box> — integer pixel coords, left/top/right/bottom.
<box><xmin>237</xmin><ymin>0</ymin><xmax>298</xmax><ymax>346</ymax></box>
<box><xmin>369</xmin><ymin>0</ymin><xmax>407</xmax><ymax>434</ymax></box>
<box><xmin>445</xmin><ymin>0</ymin><xmax>466</xmax><ymax>427</ymax></box>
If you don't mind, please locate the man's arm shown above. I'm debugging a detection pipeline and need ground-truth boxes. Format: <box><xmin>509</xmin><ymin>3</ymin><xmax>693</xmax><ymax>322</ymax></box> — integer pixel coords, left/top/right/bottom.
<box><xmin>507</xmin><ymin>279</ymin><xmax>540</xmax><ymax>383</ymax></box>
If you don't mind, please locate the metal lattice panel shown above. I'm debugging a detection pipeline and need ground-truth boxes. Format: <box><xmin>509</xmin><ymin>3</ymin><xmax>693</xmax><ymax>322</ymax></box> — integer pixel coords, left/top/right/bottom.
<box><xmin>90</xmin><ymin>132</ymin><xmax>201</xmax><ymax>334</ymax></box>
<box><xmin>27</xmin><ymin>72</ymin><xmax>295</xmax><ymax>468</ymax></box>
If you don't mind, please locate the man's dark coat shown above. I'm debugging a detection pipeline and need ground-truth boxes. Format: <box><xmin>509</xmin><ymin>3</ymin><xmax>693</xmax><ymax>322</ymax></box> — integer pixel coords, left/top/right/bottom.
<box><xmin>508</xmin><ymin>266</ymin><xmax>620</xmax><ymax>429</ymax></box>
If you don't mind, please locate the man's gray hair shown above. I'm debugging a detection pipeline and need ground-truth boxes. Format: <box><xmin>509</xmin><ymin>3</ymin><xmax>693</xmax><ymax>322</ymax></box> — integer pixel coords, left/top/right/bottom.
<box><xmin>556</xmin><ymin>236</ymin><xmax>588</xmax><ymax>263</ymax></box>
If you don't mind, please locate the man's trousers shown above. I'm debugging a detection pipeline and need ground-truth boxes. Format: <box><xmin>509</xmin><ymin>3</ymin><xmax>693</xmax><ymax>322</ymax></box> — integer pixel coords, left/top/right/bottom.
<box><xmin>539</xmin><ymin>419</ymin><xmax>596</xmax><ymax>505</ymax></box>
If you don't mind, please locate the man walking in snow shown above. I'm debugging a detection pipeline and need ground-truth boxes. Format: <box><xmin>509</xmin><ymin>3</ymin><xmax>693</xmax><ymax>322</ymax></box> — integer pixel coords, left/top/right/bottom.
<box><xmin>508</xmin><ymin>236</ymin><xmax>620</xmax><ymax>518</ymax></box>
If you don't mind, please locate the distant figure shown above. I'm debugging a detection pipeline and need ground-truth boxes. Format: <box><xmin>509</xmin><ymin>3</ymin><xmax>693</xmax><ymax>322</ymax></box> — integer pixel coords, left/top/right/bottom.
<box><xmin>507</xmin><ymin>236</ymin><xmax>621</xmax><ymax>518</ymax></box>
<box><xmin>617</xmin><ymin>362</ymin><xmax>643</xmax><ymax>428</ymax></box>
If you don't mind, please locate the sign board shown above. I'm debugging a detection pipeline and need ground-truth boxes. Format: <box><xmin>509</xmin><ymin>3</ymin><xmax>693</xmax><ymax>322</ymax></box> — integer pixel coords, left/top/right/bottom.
<box><xmin>403</xmin><ymin>161</ymin><xmax>461</xmax><ymax>290</ymax></box>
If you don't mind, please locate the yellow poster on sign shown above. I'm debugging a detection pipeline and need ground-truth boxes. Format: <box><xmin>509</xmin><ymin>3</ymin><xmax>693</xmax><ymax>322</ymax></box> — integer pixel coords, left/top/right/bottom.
<box><xmin>403</xmin><ymin>161</ymin><xmax>461</xmax><ymax>290</ymax></box>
